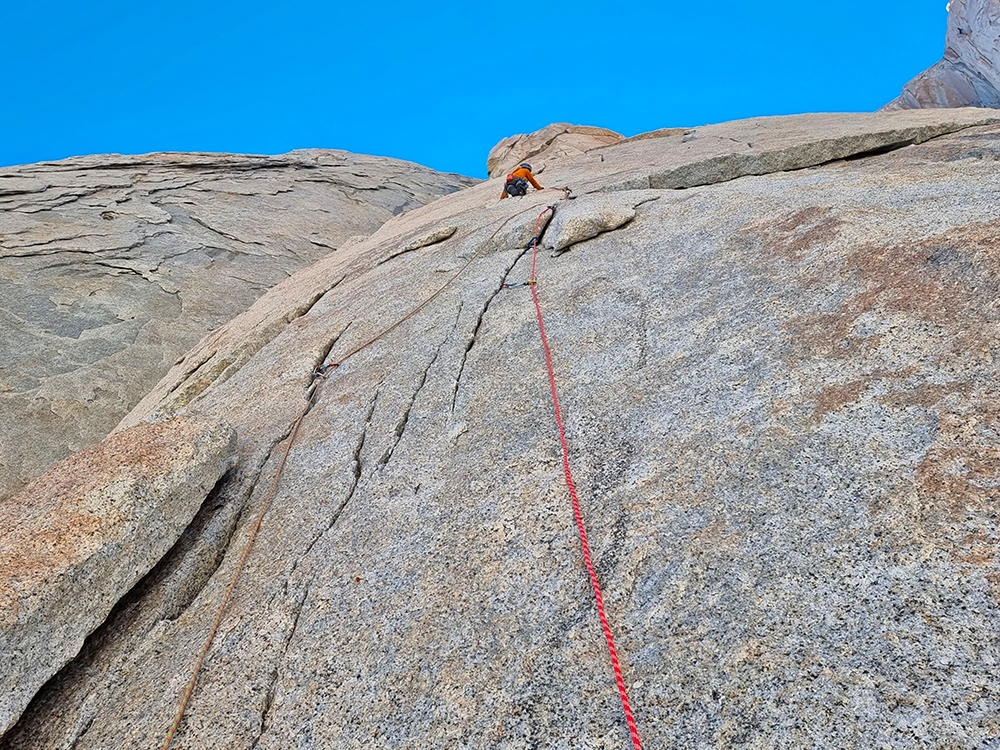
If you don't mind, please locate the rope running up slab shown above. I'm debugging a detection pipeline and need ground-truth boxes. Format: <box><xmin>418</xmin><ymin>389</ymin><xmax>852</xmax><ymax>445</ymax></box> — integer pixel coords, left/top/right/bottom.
<box><xmin>522</xmin><ymin>205</ymin><xmax>644</xmax><ymax>750</ymax></box>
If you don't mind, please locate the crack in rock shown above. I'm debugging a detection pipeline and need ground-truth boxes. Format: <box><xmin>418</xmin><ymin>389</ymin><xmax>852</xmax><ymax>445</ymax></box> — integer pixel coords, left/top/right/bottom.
<box><xmin>248</xmin><ymin>574</ymin><xmax>314</xmax><ymax>750</ymax></box>
<box><xmin>378</xmin><ymin>334</ymin><xmax>448</xmax><ymax>469</ymax></box>
<box><xmin>452</xmin><ymin>212</ymin><xmax>555</xmax><ymax>413</ymax></box>
<box><xmin>375</xmin><ymin>225</ymin><xmax>458</xmax><ymax>267</ymax></box>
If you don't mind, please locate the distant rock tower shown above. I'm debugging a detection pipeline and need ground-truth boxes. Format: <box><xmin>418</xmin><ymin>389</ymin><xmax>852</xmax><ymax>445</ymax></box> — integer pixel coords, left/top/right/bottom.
<box><xmin>884</xmin><ymin>0</ymin><xmax>1000</xmax><ymax>109</ymax></box>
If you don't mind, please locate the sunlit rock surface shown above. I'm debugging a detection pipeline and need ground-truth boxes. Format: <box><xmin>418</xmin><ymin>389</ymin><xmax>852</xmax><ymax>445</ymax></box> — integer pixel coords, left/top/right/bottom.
<box><xmin>885</xmin><ymin>0</ymin><xmax>1000</xmax><ymax>109</ymax></box>
<box><xmin>0</xmin><ymin>150</ymin><xmax>474</xmax><ymax>502</ymax></box>
<box><xmin>4</xmin><ymin>109</ymin><xmax>1000</xmax><ymax>748</ymax></box>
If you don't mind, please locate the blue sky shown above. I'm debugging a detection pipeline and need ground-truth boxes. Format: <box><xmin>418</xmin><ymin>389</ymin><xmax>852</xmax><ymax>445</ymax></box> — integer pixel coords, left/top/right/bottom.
<box><xmin>2</xmin><ymin>1</ymin><xmax>948</xmax><ymax>177</ymax></box>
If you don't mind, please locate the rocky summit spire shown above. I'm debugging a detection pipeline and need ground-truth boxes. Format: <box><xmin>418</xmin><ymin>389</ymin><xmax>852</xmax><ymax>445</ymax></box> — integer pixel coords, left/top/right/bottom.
<box><xmin>885</xmin><ymin>0</ymin><xmax>1000</xmax><ymax>109</ymax></box>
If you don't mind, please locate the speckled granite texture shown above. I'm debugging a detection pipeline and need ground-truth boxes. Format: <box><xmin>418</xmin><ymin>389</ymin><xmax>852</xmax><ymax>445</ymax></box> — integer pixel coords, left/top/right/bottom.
<box><xmin>3</xmin><ymin>110</ymin><xmax>1000</xmax><ymax>748</ymax></box>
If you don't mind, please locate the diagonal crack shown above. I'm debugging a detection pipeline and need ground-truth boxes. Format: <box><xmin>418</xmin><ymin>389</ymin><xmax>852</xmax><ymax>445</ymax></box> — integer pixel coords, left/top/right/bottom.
<box><xmin>288</xmin><ymin>275</ymin><xmax>346</xmax><ymax>326</ymax></box>
<box><xmin>375</xmin><ymin>226</ymin><xmax>458</xmax><ymax>268</ymax></box>
<box><xmin>308</xmin><ymin>239</ymin><xmax>337</xmax><ymax>253</ymax></box>
<box><xmin>451</xmin><ymin>211</ymin><xmax>556</xmax><ymax>413</ymax></box>
<box><xmin>154</xmin><ymin>278</ymin><xmax>348</xmax><ymax>418</ymax></box>
<box><xmin>159</xmin><ymin>411</ymin><xmax>305</xmax><ymax>629</ymax></box>
<box><xmin>161</xmin><ymin>349</ymin><xmax>219</xmax><ymax>400</ymax></box>
<box><xmin>248</xmin><ymin>573</ymin><xmax>314</xmax><ymax>750</ymax></box>
<box><xmin>157</xmin><ymin>337</ymin><xmax>360</xmax><ymax>641</ymax></box>
<box><xmin>3</xmin><ymin>415</ymin><xmax>303</xmax><ymax>750</ymax></box>
<box><xmin>66</xmin><ymin>715</ymin><xmax>96</xmax><ymax>750</ymax></box>
<box><xmin>377</xmin><ymin>330</ymin><xmax>449</xmax><ymax>469</ymax></box>
<box><xmin>313</xmin><ymin>319</ymin><xmax>352</xmax><ymax>375</ymax></box>
<box><xmin>451</xmin><ymin>285</ymin><xmax>504</xmax><ymax>414</ymax></box>
<box><xmin>188</xmin><ymin>214</ymin><xmax>267</xmax><ymax>248</ymax></box>
<box><xmin>289</xmin><ymin>389</ymin><xmax>379</xmax><ymax>576</ymax></box>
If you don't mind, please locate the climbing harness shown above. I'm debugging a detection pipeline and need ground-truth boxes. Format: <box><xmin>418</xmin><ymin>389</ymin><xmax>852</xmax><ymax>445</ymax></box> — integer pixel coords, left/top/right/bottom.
<box><xmin>510</xmin><ymin>205</ymin><xmax>644</xmax><ymax>750</ymax></box>
<box><xmin>504</xmin><ymin>176</ymin><xmax>529</xmax><ymax>197</ymax></box>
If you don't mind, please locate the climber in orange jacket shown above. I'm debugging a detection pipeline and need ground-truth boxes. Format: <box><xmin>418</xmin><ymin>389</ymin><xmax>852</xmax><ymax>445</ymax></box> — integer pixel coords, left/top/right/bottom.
<box><xmin>500</xmin><ymin>163</ymin><xmax>543</xmax><ymax>199</ymax></box>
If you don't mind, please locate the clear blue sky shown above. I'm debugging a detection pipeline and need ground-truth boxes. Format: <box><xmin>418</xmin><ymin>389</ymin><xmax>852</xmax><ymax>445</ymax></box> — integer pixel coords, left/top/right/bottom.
<box><xmin>1</xmin><ymin>1</ymin><xmax>949</xmax><ymax>177</ymax></box>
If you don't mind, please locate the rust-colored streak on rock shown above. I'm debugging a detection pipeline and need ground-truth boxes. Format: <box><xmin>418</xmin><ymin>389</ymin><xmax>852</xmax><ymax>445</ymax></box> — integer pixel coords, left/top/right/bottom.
<box><xmin>0</xmin><ymin>418</ymin><xmax>196</xmax><ymax>524</ymax></box>
<box><xmin>813</xmin><ymin>378</ymin><xmax>970</xmax><ymax>425</ymax></box>
<box><xmin>876</xmin><ymin>395</ymin><xmax>1000</xmax><ymax>602</ymax></box>
<box><xmin>879</xmin><ymin>381</ymin><xmax>972</xmax><ymax>409</ymax></box>
<box><xmin>788</xmin><ymin>219</ymin><xmax>1000</xmax><ymax>358</ymax></box>
<box><xmin>958</xmin><ymin>531</ymin><xmax>996</xmax><ymax>566</ymax></box>
<box><xmin>0</xmin><ymin>414</ymin><xmax>236</xmax><ymax>734</ymax></box>
<box><xmin>811</xmin><ymin>380</ymin><xmax>868</xmax><ymax>423</ymax></box>
<box><xmin>742</xmin><ymin>207</ymin><xmax>845</xmax><ymax>262</ymax></box>
<box><xmin>916</xmin><ymin>403</ymin><xmax>1000</xmax><ymax>520</ymax></box>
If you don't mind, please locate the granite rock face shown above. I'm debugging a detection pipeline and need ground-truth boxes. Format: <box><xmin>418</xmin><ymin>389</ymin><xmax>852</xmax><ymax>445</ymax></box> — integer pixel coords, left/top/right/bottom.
<box><xmin>0</xmin><ymin>150</ymin><xmax>474</xmax><ymax>502</ymax></box>
<box><xmin>5</xmin><ymin>109</ymin><xmax>1000</xmax><ymax>748</ymax></box>
<box><xmin>885</xmin><ymin>0</ymin><xmax>1000</xmax><ymax>109</ymax></box>
<box><xmin>487</xmin><ymin>123</ymin><xmax>623</xmax><ymax>178</ymax></box>
<box><xmin>0</xmin><ymin>414</ymin><xmax>236</xmax><ymax>734</ymax></box>
<box><xmin>543</xmin><ymin>192</ymin><xmax>650</xmax><ymax>255</ymax></box>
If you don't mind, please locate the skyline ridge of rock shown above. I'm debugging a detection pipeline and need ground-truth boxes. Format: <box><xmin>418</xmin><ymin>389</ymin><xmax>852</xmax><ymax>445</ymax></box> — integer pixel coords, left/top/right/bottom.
<box><xmin>0</xmin><ymin>148</ymin><xmax>475</xmax><ymax>505</ymax></box>
<box><xmin>486</xmin><ymin>123</ymin><xmax>625</xmax><ymax>178</ymax></box>
<box><xmin>885</xmin><ymin>0</ymin><xmax>1000</xmax><ymax>109</ymax></box>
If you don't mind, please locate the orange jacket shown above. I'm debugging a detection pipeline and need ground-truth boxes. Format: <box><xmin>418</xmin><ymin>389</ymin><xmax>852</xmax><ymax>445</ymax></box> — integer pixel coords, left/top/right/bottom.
<box><xmin>500</xmin><ymin>166</ymin><xmax>543</xmax><ymax>199</ymax></box>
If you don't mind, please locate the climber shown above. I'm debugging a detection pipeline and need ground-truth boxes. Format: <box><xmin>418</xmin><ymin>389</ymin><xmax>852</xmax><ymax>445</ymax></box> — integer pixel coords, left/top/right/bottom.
<box><xmin>501</xmin><ymin>163</ymin><xmax>543</xmax><ymax>199</ymax></box>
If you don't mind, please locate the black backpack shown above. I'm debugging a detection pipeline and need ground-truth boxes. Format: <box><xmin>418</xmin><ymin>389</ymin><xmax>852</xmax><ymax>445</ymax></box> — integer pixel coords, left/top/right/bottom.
<box><xmin>504</xmin><ymin>177</ymin><xmax>529</xmax><ymax>197</ymax></box>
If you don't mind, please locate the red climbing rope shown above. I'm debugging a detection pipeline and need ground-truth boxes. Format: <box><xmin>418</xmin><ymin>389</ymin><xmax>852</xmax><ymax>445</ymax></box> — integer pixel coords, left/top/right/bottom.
<box><xmin>162</xmin><ymin>197</ymin><xmax>640</xmax><ymax>748</ymax></box>
<box><xmin>526</xmin><ymin>206</ymin><xmax>643</xmax><ymax>750</ymax></box>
